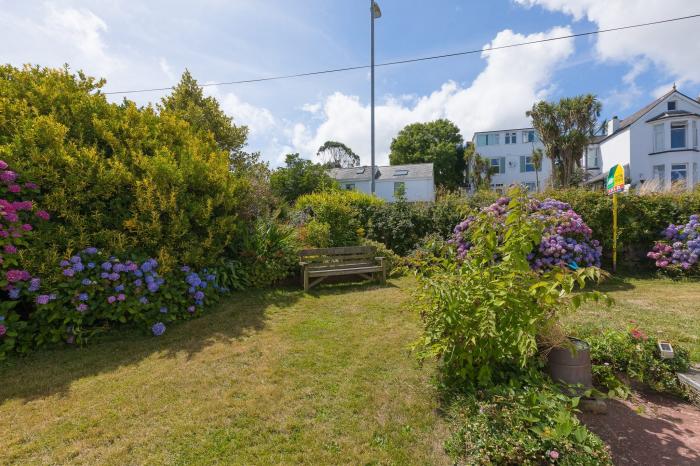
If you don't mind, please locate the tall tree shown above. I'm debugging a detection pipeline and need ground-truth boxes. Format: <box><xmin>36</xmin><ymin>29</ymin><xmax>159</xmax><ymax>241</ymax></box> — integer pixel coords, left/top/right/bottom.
<box><xmin>160</xmin><ymin>70</ymin><xmax>250</xmax><ymax>167</ymax></box>
<box><xmin>526</xmin><ymin>95</ymin><xmax>601</xmax><ymax>187</ymax></box>
<box><xmin>317</xmin><ymin>141</ymin><xmax>360</xmax><ymax>168</ymax></box>
<box><xmin>464</xmin><ymin>143</ymin><xmax>491</xmax><ymax>191</ymax></box>
<box><xmin>270</xmin><ymin>153</ymin><xmax>337</xmax><ymax>204</ymax></box>
<box><xmin>388</xmin><ymin>119</ymin><xmax>466</xmax><ymax>190</ymax></box>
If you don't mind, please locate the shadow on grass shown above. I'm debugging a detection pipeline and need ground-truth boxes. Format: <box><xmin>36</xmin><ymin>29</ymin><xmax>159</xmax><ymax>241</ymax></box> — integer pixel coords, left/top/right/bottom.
<box><xmin>580</xmin><ymin>391</ymin><xmax>700</xmax><ymax>465</ymax></box>
<box><xmin>0</xmin><ymin>278</ymin><xmax>395</xmax><ymax>403</ymax></box>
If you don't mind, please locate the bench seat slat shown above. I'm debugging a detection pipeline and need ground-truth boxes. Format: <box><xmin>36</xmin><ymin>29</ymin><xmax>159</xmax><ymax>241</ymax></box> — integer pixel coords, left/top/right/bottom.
<box><xmin>308</xmin><ymin>265</ymin><xmax>383</xmax><ymax>277</ymax></box>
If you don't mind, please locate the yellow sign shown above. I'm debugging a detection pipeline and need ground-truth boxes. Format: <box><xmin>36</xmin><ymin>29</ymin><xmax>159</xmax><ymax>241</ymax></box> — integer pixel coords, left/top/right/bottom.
<box><xmin>606</xmin><ymin>164</ymin><xmax>625</xmax><ymax>194</ymax></box>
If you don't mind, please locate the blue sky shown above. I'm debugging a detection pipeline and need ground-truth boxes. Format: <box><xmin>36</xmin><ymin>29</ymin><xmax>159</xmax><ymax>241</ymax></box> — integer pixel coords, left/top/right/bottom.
<box><xmin>2</xmin><ymin>0</ymin><xmax>700</xmax><ymax>166</ymax></box>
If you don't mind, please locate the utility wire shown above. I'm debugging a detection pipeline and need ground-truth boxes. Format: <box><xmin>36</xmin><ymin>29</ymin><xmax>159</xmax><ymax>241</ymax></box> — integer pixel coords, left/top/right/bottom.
<box><xmin>103</xmin><ymin>12</ymin><xmax>700</xmax><ymax>96</ymax></box>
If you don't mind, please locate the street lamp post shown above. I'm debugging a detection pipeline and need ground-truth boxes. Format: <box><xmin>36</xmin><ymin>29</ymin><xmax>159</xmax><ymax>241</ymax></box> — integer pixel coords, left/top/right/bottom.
<box><xmin>370</xmin><ymin>1</ymin><xmax>381</xmax><ymax>194</ymax></box>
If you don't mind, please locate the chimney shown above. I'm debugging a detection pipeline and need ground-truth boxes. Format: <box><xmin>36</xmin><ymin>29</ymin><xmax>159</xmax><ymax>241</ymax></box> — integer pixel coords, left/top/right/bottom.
<box><xmin>607</xmin><ymin>116</ymin><xmax>620</xmax><ymax>135</ymax></box>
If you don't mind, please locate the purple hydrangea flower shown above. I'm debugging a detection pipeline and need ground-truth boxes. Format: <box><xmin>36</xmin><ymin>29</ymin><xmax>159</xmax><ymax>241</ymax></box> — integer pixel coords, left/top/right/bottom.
<box><xmin>83</xmin><ymin>247</ymin><xmax>98</xmax><ymax>255</ymax></box>
<box><xmin>76</xmin><ymin>303</ymin><xmax>88</xmax><ymax>313</ymax></box>
<box><xmin>139</xmin><ymin>296</ymin><xmax>149</xmax><ymax>304</ymax></box>
<box><xmin>187</xmin><ymin>305</ymin><xmax>195</xmax><ymax>313</ymax></box>
<box><xmin>87</xmin><ymin>262</ymin><xmax>95</xmax><ymax>269</ymax></box>
<box><xmin>28</xmin><ymin>277</ymin><xmax>41</xmax><ymax>292</ymax></box>
<box><xmin>107</xmin><ymin>295</ymin><xmax>117</xmax><ymax>304</ymax></box>
<box><xmin>36</xmin><ymin>294</ymin><xmax>51</xmax><ymax>305</ymax></box>
<box><xmin>159</xmin><ymin>306</ymin><xmax>168</xmax><ymax>313</ymax></box>
<box><xmin>194</xmin><ymin>291</ymin><xmax>205</xmax><ymax>300</ymax></box>
<box><xmin>62</xmin><ymin>268</ymin><xmax>75</xmax><ymax>277</ymax></box>
<box><xmin>117</xmin><ymin>293</ymin><xmax>126</xmax><ymax>302</ymax></box>
<box><xmin>101</xmin><ymin>262</ymin><xmax>112</xmax><ymax>271</ymax></box>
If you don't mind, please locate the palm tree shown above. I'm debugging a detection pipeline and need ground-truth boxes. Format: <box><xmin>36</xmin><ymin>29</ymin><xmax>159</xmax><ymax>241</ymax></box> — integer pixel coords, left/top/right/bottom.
<box><xmin>464</xmin><ymin>144</ymin><xmax>491</xmax><ymax>191</ymax></box>
<box><xmin>527</xmin><ymin>95</ymin><xmax>601</xmax><ymax>188</ymax></box>
<box><xmin>531</xmin><ymin>147</ymin><xmax>543</xmax><ymax>192</ymax></box>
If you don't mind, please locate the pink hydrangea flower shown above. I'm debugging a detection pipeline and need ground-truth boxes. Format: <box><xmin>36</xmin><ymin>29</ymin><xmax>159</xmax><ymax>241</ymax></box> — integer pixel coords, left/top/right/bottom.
<box><xmin>4</xmin><ymin>244</ymin><xmax>17</xmax><ymax>254</ymax></box>
<box><xmin>107</xmin><ymin>295</ymin><xmax>117</xmax><ymax>304</ymax></box>
<box><xmin>35</xmin><ymin>210</ymin><xmax>50</xmax><ymax>221</ymax></box>
<box><xmin>8</xmin><ymin>184</ymin><xmax>20</xmax><ymax>193</ymax></box>
<box><xmin>0</xmin><ymin>324</ymin><xmax>6</xmax><ymax>336</ymax></box>
<box><xmin>0</xmin><ymin>160</ymin><xmax>7</xmax><ymax>170</ymax></box>
<box><xmin>21</xmin><ymin>224</ymin><xmax>32</xmax><ymax>231</ymax></box>
<box><xmin>117</xmin><ymin>293</ymin><xmax>126</xmax><ymax>301</ymax></box>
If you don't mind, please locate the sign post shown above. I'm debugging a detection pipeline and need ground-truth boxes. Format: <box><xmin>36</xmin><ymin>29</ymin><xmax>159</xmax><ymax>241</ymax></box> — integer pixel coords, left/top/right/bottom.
<box><xmin>606</xmin><ymin>164</ymin><xmax>625</xmax><ymax>272</ymax></box>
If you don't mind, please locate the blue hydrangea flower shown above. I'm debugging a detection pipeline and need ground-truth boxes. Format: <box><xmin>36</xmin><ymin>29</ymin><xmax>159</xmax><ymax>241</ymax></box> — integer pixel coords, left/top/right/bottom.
<box><xmin>134</xmin><ymin>270</ymin><xmax>143</xmax><ymax>277</ymax></box>
<box><xmin>78</xmin><ymin>293</ymin><xmax>89</xmax><ymax>301</ymax></box>
<box><xmin>108</xmin><ymin>272</ymin><xmax>120</xmax><ymax>281</ymax></box>
<box><xmin>70</xmin><ymin>255</ymin><xmax>82</xmax><ymax>264</ymax></box>
<box><xmin>139</xmin><ymin>296</ymin><xmax>149</xmax><ymax>304</ymax></box>
<box><xmin>72</xmin><ymin>262</ymin><xmax>85</xmax><ymax>272</ymax></box>
<box><xmin>134</xmin><ymin>279</ymin><xmax>143</xmax><ymax>287</ymax></box>
<box><xmin>147</xmin><ymin>283</ymin><xmax>159</xmax><ymax>293</ymax></box>
<box><xmin>83</xmin><ymin>247</ymin><xmax>98</xmax><ymax>255</ymax></box>
<box><xmin>60</xmin><ymin>260</ymin><xmax>70</xmax><ymax>267</ymax></box>
<box><xmin>194</xmin><ymin>291</ymin><xmax>205</xmax><ymax>300</ymax></box>
<box><xmin>151</xmin><ymin>322</ymin><xmax>166</xmax><ymax>336</ymax></box>
<box><xmin>114</xmin><ymin>284</ymin><xmax>125</xmax><ymax>292</ymax></box>
<box><xmin>8</xmin><ymin>288</ymin><xmax>20</xmax><ymax>299</ymax></box>
<box><xmin>87</xmin><ymin>262</ymin><xmax>96</xmax><ymax>269</ymax></box>
<box><xmin>101</xmin><ymin>262</ymin><xmax>112</xmax><ymax>271</ymax></box>
<box><xmin>82</xmin><ymin>278</ymin><xmax>93</xmax><ymax>286</ymax></box>
<box><xmin>159</xmin><ymin>306</ymin><xmax>168</xmax><ymax>313</ymax></box>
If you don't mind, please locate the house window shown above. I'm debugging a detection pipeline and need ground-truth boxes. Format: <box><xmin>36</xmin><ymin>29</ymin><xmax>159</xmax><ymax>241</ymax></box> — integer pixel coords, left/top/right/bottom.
<box><xmin>343</xmin><ymin>183</ymin><xmax>355</xmax><ymax>191</ymax></box>
<box><xmin>477</xmin><ymin>133</ymin><xmax>500</xmax><ymax>146</ymax></box>
<box><xmin>671</xmin><ymin>163</ymin><xmax>687</xmax><ymax>187</ymax></box>
<box><xmin>585</xmin><ymin>147</ymin><xmax>599</xmax><ymax>169</ymax></box>
<box><xmin>523</xmin><ymin>182</ymin><xmax>536</xmax><ymax>192</ymax></box>
<box><xmin>671</xmin><ymin>122</ymin><xmax>687</xmax><ymax>149</ymax></box>
<box><xmin>522</xmin><ymin>130</ymin><xmax>535</xmax><ymax>143</ymax></box>
<box><xmin>490</xmin><ymin>183</ymin><xmax>504</xmax><ymax>194</ymax></box>
<box><xmin>505</xmin><ymin>132</ymin><xmax>517</xmax><ymax>144</ymax></box>
<box><xmin>393</xmin><ymin>181</ymin><xmax>406</xmax><ymax>197</ymax></box>
<box><xmin>490</xmin><ymin>157</ymin><xmax>505</xmax><ymax>174</ymax></box>
<box><xmin>519</xmin><ymin>156</ymin><xmax>535</xmax><ymax>172</ymax></box>
<box><xmin>668</xmin><ymin>101</ymin><xmax>677</xmax><ymax>111</ymax></box>
<box><xmin>653</xmin><ymin>124</ymin><xmax>664</xmax><ymax>152</ymax></box>
<box><xmin>652</xmin><ymin>165</ymin><xmax>665</xmax><ymax>189</ymax></box>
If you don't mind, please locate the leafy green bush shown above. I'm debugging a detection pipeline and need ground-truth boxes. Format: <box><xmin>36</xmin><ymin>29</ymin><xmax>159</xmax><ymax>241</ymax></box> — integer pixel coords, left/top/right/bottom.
<box><xmin>416</xmin><ymin>188</ymin><xmax>608</xmax><ymax>386</ymax></box>
<box><xmin>580</xmin><ymin>328</ymin><xmax>691</xmax><ymax>398</ymax></box>
<box><xmin>0</xmin><ymin>64</ymin><xmax>261</xmax><ymax>276</ymax></box>
<box><xmin>295</xmin><ymin>190</ymin><xmax>383</xmax><ymax>247</ymax></box>
<box><xmin>237</xmin><ymin>218</ymin><xmax>299</xmax><ymax>288</ymax></box>
<box><xmin>445</xmin><ymin>373</ymin><xmax>612</xmax><ymax>465</ymax></box>
<box><xmin>366</xmin><ymin>197</ymin><xmax>432</xmax><ymax>255</ymax></box>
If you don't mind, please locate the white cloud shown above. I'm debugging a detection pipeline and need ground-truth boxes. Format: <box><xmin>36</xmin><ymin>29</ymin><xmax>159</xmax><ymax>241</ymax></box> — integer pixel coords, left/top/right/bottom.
<box><xmin>0</xmin><ymin>2</ymin><xmax>122</xmax><ymax>76</ymax></box>
<box><xmin>159</xmin><ymin>57</ymin><xmax>176</xmax><ymax>82</ymax></box>
<box><xmin>289</xmin><ymin>26</ymin><xmax>574</xmax><ymax>165</ymax></box>
<box><xmin>515</xmin><ymin>0</ymin><xmax>700</xmax><ymax>85</ymax></box>
<box><xmin>204</xmin><ymin>86</ymin><xmax>277</xmax><ymax>138</ymax></box>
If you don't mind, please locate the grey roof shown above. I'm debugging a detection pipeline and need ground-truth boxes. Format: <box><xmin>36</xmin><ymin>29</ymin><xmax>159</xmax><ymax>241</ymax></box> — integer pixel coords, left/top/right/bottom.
<box><xmin>598</xmin><ymin>88</ymin><xmax>700</xmax><ymax>143</ymax></box>
<box><xmin>328</xmin><ymin>163</ymin><xmax>433</xmax><ymax>181</ymax></box>
<box><xmin>646</xmin><ymin>110</ymin><xmax>700</xmax><ymax>123</ymax></box>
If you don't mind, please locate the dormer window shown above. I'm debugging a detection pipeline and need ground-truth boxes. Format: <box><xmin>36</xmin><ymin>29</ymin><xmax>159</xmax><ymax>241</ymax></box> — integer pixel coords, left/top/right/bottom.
<box><xmin>668</xmin><ymin>101</ymin><xmax>677</xmax><ymax>111</ymax></box>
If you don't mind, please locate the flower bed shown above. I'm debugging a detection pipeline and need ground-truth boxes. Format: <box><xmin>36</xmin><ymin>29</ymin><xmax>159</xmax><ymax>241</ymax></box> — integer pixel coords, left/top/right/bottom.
<box><xmin>452</xmin><ymin>196</ymin><xmax>602</xmax><ymax>271</ymax></box>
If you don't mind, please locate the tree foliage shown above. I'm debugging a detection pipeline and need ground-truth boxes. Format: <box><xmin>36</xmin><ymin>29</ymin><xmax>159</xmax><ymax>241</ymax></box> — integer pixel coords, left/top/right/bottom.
<box><xmin>270</xmin><ymin>153</ymin><xmax>337</xmax><ymax>204</ymax></box>
<box><xmin>464</xmin><ymin>143</ymin><xmax>491</xmax><ymax>191</ymax></box>
<box><xmin>317</xmin><ymin>140</ymin><xmax>359</xmax><ymax>168</ymax></box>
<box><xmin>527</xmin><ymin>95</ymin><xmax>601</xmax><ymax>188</ymax></box>
<box><xmin>159</xmin><ymin>69</ymin><xmax>250</xmax><ymax>167</ymax></box>
<box><xmin>389</xmin><ymin>119</ymin><xmax>466</xmax><ymax>190</ymax></box>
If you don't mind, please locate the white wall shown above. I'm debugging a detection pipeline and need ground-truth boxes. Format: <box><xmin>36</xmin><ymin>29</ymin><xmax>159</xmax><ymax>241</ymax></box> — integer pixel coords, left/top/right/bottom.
<box><xmin>474</xmin><ymin>131</ymin><xmax>551</xmax><ymax>191</ymax></box>
<box><xmin>336</xmin><ymin>178</ymin><xmax>435</xmax><ymax>202</ymax></box>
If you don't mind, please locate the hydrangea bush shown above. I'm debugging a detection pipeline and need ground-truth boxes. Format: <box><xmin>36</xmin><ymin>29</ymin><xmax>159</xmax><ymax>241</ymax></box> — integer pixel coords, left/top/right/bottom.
<box><xmin>0</xmin><ymin>159</ymin><xmax>50</xmax><ymax>357</ymax></box>
<box><xmin>647</xmin><ymin>214</ymin><xmax>700</xmax><ymax>271</ymax></box>
<box><xmin>31</xmin><ymin>249</ymin><xmax>228</xmax><ymax>346</ymax></box>
<box><xmin>452</xmin><ymin>196</ymin><xmax>602</xmax><ymax>272</ymax></box>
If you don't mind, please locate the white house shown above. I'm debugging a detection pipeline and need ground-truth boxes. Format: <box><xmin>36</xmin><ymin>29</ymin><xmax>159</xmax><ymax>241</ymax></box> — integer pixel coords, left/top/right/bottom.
<box><xmin>328</xmin><ymin>163</ymin><xmax>435</xmax><ymax>202</ymax></box>
<box><xmin>471</xmin><ymin>128</ymin><xmax>552</xmax><ymax>192</ymax></box>
<box><xmin>590</xmin><ymin>86</ymin><xmax>700</xmax><ymax>190</ymax></box>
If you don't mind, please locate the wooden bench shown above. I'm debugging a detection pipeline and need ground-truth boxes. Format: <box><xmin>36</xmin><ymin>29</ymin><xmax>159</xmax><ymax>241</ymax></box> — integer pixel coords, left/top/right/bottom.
<box><xmin>299</xmin><ymin>246</ymin><xmax>386</xmax><ymax>291</ymax></box>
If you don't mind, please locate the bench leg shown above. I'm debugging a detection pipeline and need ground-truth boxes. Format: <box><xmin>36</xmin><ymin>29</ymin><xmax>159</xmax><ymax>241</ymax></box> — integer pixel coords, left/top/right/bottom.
<box><xmin>381</xmin><ymin>265</ymin><xmax>386</xmax><ymax>285</ymax></box>
<box><xmin>303</xmin><ymin>269</ymin><xmax>309</xmax><ymax>292</ymax></box>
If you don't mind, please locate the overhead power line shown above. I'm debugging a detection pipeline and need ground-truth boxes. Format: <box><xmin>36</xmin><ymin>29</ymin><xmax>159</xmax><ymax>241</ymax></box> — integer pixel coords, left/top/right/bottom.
<box><xmin>103</xmin><ymin>12</ymin><xmax>700</xmax><ymax>96</ymax></box>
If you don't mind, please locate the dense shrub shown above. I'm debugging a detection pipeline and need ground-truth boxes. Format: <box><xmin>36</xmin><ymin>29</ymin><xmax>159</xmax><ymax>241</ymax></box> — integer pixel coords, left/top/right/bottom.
<box><xmin>580</xmin><ymin>328</ymin><xmax>691</xmax><ymax>398</ymax></box>
<box><xmin>295</xmin><ymin>190</ymin><xmax>383</xmax><ymax>247</ymax></box>
<box><xmin>542</xmin><ymin>188</ymin><xmax>700</xmax><ymax>265</ymax></box>
<box><xmin>647</xmin><ymin>214</ymin><xmax>699</xmax><ymax>272</ymax></box>
<box><xmin>452</xmin><ymin>196</ymin><xmax>602</xmax><ymax>272</ymax></box>
<box><xmin>366</xmin><ymin>197</ymin><xmax>432</xmax><ymax>255</ymax></box>
<box><xmin>237</xmin><ymin>218</ymin><xmax>299</xmax><ymax>287</ymax></box>
<box><xmin>416</xmin><ymin>189</ymin><xmax>607</xmax><ymax>386</ymax></box>
<box><xmin>0</xmin><ymin>65</ymin><xmax>261</xmax><ymax>275</ymax></box>
<box><xmin>359</xmin><ymin>238</ymin><xmax>404</xmax><ymax>277</ymax></box>
<box><xmin>445</xmin><ymin>373</ymin><xmax>612</xmax><ymax>465</ymax></box>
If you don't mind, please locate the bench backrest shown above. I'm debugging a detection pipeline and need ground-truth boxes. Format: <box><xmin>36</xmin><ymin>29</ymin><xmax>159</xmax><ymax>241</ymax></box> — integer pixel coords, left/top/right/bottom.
<box><xmin>300</xmin><ymin>246</ymin><xmax>377</xmax><ymax>270</ymax></box>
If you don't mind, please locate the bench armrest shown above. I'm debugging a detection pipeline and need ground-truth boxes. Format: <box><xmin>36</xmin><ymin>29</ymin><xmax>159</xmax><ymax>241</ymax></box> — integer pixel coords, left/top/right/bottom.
<box><xmin>299</xmin><ymin>261</ymin><xmax>308</xmax><ymax>267</ymax></box>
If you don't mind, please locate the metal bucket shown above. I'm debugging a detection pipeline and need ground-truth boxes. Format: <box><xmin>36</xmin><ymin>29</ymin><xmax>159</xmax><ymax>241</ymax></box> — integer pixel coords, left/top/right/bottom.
<box><xmin>546</xmin><ymin>337</ymin><xmax>593</xmax><ymax>390</ymax></box>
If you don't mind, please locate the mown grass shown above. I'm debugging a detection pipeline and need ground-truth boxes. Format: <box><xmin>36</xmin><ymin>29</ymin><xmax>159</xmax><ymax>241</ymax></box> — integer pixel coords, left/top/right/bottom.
<box><xmin>566</xmin><ymin>274</ymin><xmax>700</xmax><ymax>362</ymax></box>
<box><xmin>0</xmin><ymin>277</ymin><xmax>448</xmax><ymax>465</ymax></box>
<box><xmin>2</xmin><ymin>273</ymin><xmax>697</xmax><ymax>465</ymax></box>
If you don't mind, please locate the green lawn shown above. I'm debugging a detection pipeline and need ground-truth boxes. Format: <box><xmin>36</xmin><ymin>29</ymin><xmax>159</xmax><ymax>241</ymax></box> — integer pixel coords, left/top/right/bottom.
<box><xmin>0</xmin><ymin>277</ymin><xmax>448</xmax><ymax>465</ymax></box>
<box><xmin>2</xmin><ymin>274</ymin><xmax>698</xmax><ymax>465</ymax></box>
<box><xmin>566</xmin><ymin>275</ymin><xmax>700</xmax><ymax>362</ymax></box>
